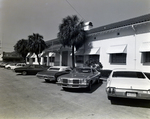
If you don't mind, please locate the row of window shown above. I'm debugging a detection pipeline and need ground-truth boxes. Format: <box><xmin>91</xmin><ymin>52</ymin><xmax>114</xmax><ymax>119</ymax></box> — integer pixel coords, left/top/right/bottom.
<box><xmin>26</xmin><ymin>52</ymin><xmax>150</xmax><ymax>64</ymax></box>
<box><xmin>75</xmin><ymin>52</ymin><xmax>150</xmax><ymax>64</ymax></box>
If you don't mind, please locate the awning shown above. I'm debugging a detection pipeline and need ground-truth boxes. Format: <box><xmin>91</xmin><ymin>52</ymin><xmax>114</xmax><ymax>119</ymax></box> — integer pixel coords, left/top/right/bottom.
<box><xmin>75</xmin><ymin>49</ymin><xmax>84</xmax><ymax>55</ymax></box>
<box><xmin>40</xmin><ymin>52</ymin><xmax>55</xmax><ymax>57</ymax></box>
<box><xmin>49</xmin><ymin>52</ymin><xmax>55</xmax><ymax>57</ymax></box>
<box><xmin>38</xmin><ymin>52</ymin><xmax>44</xmax><ymax>57</ymax></box>
<box><xmin>84</xmin><ymin>47</ymin><xmax>100</xmax><ymax>55</ymax></box>
<box><xmin>107</xmin><ymin>44</ymin><xmax>127</xmax><ymax>54</ymax></box>
<box><xmin>139</xmin><ymin>42</ymin><xmax>150</xmax><ymax>52</ymax></box>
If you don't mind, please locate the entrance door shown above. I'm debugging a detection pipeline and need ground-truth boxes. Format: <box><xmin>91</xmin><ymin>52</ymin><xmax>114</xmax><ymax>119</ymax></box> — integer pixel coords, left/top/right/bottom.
<box><xmin>62</xmin><ymin>51</ymin><xmax>68</xmax><ymax>66</ymax></box>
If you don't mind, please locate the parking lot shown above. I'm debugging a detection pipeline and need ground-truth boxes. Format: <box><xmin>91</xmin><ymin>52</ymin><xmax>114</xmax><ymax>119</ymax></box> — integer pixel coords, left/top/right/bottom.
<box><xmin>0</xmin><ymin>68</ymin><xmax>150</xmax><ymax>119</ymax></box>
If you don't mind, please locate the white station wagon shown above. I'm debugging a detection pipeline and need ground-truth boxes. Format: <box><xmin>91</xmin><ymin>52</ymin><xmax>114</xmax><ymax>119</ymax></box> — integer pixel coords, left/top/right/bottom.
<box><xmin>106</xmin><ymin>69</ymin><xmax>150</xmax><ymax>100</ymax></box>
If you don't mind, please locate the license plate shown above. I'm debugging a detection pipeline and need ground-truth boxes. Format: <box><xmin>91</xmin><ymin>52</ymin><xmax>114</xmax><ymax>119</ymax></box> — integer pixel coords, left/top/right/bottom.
<box><xmin>126</xmin><ymin>93</ymin><xmax>137</xmax><ymax>97</ymax></box>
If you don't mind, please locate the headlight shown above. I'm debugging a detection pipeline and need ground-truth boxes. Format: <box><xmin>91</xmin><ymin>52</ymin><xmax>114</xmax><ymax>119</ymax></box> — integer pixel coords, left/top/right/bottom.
<box><xmin>57</xmin><ymin>78</ymin><xmax>61</xmax><ymax>82</ymax></box>
<box><xmin>82</xmin><ymin>78</ymin><xmax>87</xmax><ymax>83</ymax></box>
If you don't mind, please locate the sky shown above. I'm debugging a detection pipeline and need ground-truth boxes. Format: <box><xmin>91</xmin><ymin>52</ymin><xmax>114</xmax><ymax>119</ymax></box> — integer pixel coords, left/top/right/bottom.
<box><xmin>0</xmin><ymin>0</ymin><xmax>150</xmax><ymax>52</ymax></box>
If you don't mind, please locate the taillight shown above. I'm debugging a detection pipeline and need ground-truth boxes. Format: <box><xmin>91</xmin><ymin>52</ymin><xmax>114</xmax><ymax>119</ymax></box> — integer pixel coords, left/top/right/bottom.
<box><xmin>106</xmin><ymin>87</ymin><xmax>116</xmax><ymax>94</ymax></box>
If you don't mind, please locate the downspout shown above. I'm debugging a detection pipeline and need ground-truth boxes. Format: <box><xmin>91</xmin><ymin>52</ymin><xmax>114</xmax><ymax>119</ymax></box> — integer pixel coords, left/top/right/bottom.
<box><xmin>60</xmin><ymin>51</ymin><xmax>62</xmax><ymax>66</ymax></box>
<box><xmin>132</xmin><ymin>25</ymin><xmax>136</xmax><ymax>69</ymax></box>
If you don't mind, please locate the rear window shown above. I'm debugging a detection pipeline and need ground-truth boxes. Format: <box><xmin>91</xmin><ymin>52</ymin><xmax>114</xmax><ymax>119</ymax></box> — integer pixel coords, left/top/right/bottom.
<box><xmin>76</xmin><ymin>68</ymin><xmax>91</xmax><ymax>73</ymax></box>
<box><xmin>48</xmin><ymin>68</ymin><xmax>60</xmax><ymax>71</ymax></box>
<box><xmin>112</xmin><ymin>71</ymin><xmax>145</xmax><ymax>78</ymax></box>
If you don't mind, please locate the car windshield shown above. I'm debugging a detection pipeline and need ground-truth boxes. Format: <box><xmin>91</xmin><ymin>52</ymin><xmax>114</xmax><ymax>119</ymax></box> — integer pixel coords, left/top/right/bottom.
<box><xmin>112</xmin><ymin>71</ymin><xmax>145</xmax><ymax>78</ymax></box>
<box><xmin>75</xmin><ymin>68</ymin><xmax>91</xmax><ymax>73</ymax></box>
<box><xmin>48</xmin><ymin>68</ymin><xmax>60</xmax><ymax>71</ymax></box>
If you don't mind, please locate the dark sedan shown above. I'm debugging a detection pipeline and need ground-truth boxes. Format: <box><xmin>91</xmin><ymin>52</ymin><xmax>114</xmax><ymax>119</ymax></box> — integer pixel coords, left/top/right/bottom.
<box><xmin>14</xmin><ymin>64</ymin><xmax>49</xmax><ymax>75</ymax></box>
<box><xmin>36</xmin><ymin>66</ymin><xmax>72</xmax><ymax>82</ymax></box>
<box><xmin>57</xmin><ymin>67</ymin><xmax>101</xmax><ymax>91</ymax></box>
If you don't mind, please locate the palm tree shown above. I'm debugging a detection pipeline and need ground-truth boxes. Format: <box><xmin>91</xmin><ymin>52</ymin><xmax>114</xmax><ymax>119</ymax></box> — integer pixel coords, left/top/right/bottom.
<box><xmin>57</xmin><ymin>15</ymin><xmax>86</xmax><ymax>68</ymax></box>
<box><xmin>14</xmin><ymin>39</ymin><xmax>29</xmax><ymax>60</ymax></box>
<box><xmin>27</xmin><ymin>33</ymin><xmax>47</xmax><ymax>65</ymax></box>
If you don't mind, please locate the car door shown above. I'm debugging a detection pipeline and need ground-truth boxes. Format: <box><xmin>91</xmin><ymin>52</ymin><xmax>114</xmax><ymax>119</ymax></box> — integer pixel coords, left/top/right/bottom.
<box><xmin>35</xmin><ymin>65</ymin><xmax>46</xmax><ymax>74</ymax></box>
<box><xmin>27</xmin><ymin>65</ymin><xmax>35</xmax><ymax>73</ymax></box>
<box><xmin>32</xmin><ymin>65</ymin><xmax>41</xmax><ymax>74</ymax></box>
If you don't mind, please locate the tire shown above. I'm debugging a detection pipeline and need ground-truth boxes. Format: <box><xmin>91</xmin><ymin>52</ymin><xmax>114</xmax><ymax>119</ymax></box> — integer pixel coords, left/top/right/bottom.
<box><xmin>63</xmin><ymin>87</ymin><xmax>67</xmax><ymax>90</ymax></box>
<box><xmin>22</xmin><ymin>71</ymin><xmax>27</xmax><ymax>75</ymax></box>
<box><xmin>108</xmin><ymin>96</ymin><xmax>115</xmax><ymax>101</ymax></box>
<box><xmin>96</xmin><ymin>78</ymin><xmax>100</xmax><ymax>84</ymax></box>
<box><xmin>45</xmin><ymin>79</ymin><xmax>50</xmax><ymax>83</ymax></box>
<box><xmin>87</xmin><ymin>82</ymin><xmax>92</xmax><ymax>91</ymax></box>
<box><xmin>108</xmin><ymin>96</ymin><xmax>116</xmax><ymax>104</ymax></box>
<box><xmin>55</xmin><ymin>76</ymin><xmax>58</xmax><ymax>82</ymax></box>
<box><xmin>108</xmin><ymin>96</ymin><xmax>112</xmax><ymax>100</ymax></box>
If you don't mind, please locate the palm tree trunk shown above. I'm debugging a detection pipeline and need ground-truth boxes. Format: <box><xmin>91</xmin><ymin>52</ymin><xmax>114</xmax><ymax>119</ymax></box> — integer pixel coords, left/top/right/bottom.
<box><xmin>72</xmin><ymin>44</ymin><xmax>75</xmax><ymax>68</ymax></box>
<box><xmin>36</xmin><ymin>54</ymin><xmax>41</xmax><ymax>65</ymax></box>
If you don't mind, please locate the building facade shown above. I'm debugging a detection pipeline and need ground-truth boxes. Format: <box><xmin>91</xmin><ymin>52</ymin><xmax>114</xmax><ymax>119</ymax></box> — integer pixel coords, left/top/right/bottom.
<box><xmin>26</xmin><ymin>14</ymin><xmax>150</xmax><ymax>72</ymax></box>
<box><xmin>75</xmin><ymin>14</ymin><xmax>150</xmax><ymax>72</ymax></box>
<box><xmin>2</xmin><ymin>51</ymin><xmax>24</xmax><ymax>62</ymax></box>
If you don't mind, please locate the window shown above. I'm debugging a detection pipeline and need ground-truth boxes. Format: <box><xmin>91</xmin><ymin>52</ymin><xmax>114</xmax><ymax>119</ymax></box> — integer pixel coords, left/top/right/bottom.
<box><xmin>49</xmin><ymin>57</ymin><xmax>55</xmax><ymax>62</ymax></box>
<box><xmin>76</xmin><ymin>55</ymin><xmax>84</xmax><ymax>63</ymax></box>
<box><xmin>142</xmin><ymin>52</ymin><xmax>150</xmax><ymax>63</ymax></box>
<box><xmin>89</xmin><ymin>55</ymin><xmax>99</xmax><ymax>62</ymax></box>
<box><xmin>32</xmin><ymin>58</ymin><xmax>35</xmax><ymax>62</ymax></box>
<box><xmin>44</xmin><ymin>57</ymin><xmax>47</xmax><ymax>62</ymax></box>
<box><xmin>110</xmin><ymin>53</ymin><xmax>126</xmax><ymax>64</ymax></box>
<box><xmin>26</xmin><ymin>58</ymin><xmax>29</xmax><ymax>62</ymax></box>
<box><xmin>48</xmin><ymin>68</ymin><xmax>60</xmax><ymax>71</ymax></box>
<box><xmin>112</xmin><ymin>71</ymin><xmax>145</xmax><ymax>78</ymax></box>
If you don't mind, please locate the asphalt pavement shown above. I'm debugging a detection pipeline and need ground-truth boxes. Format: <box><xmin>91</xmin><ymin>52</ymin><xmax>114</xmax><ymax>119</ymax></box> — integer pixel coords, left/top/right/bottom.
<box><xmin>0</xmin><ymin>68</ymin><xmax>150</xmax><ymax>119</ymax></box>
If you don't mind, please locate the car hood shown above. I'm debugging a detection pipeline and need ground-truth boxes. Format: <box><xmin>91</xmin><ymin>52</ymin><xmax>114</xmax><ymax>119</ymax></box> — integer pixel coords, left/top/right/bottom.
<box><xmin>109</xmin><ymin>77</ymin><xmax>150</xmax><ymax>90</ymax></box>
<box><xmin>59</xmin><ymin>72</ymin><xmax>90</xmax><ymax>79</ymax></box>
<box><xmin>37</xmin><ymin>70</ymin><xmax>59</xmax><ymax>76</ymax></box>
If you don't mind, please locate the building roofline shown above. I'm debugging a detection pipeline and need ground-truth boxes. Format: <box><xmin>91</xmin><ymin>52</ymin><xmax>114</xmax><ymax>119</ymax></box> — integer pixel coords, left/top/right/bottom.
<box><xmin>87</xmin><ymin>14</ymin><xmax>150</xmax><ymax>35</ymax></box>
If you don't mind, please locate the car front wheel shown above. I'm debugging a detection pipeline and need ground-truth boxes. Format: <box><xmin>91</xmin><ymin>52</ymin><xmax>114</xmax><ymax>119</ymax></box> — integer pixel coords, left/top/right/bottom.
<box><xmin>22</xmin><ymin>71</ymin><xmax>27</xmax><ymax>75</ymax></box>
<box><xmin>63</xmin><ymin>87</ymin><xmax>67</xmax><ymax>91</ymax></box>
<box><xmin>45</xmin><ymin>79</ymin><xmax>50</xmax><ymax>82</ymax></box>
<box><xmin>87</xmin><ymin>82</ymin><xmax>92</xmax><ymax>91</ymax></box>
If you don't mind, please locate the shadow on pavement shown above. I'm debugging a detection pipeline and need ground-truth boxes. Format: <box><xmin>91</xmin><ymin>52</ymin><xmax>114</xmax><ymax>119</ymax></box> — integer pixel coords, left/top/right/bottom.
<box><xmin>110</xmin><ymin>97</ymin><xmax>150</xmax><ymax>108</ymax></box>
<box><xmin>16</xmin><ymin>73</ymin><xmax>37</xmax><ymax>76</ymax></box>
<box><xmin>41</xmin><ymin>80</ymin><xmax>56</xmax><ymax>84</ymax></box>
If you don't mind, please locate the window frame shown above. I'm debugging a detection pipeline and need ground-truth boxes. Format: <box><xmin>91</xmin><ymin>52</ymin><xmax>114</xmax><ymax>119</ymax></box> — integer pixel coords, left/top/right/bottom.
<box><xmin>109</xmin><ymin>53</ymin><xmax>126</xmax><ymax>64</ymax></box>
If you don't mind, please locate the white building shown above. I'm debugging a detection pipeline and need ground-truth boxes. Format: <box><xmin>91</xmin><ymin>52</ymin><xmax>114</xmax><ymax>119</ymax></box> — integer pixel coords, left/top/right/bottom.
<box><xmin>26</xmin><ymin>52</ymin><xmax>55</xmax><ymax>66</ymax></box>
<box><xmin>75</xmin><ymin>14</ymin><xmax>150</xmax><ymax>72</ymax></box>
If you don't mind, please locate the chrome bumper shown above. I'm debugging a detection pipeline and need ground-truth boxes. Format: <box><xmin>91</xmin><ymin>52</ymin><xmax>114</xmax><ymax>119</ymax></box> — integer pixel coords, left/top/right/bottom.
<box><xmin>57</xmin><ymin>82</ymin><xmax>88</xmax><ymax>88</ymax></box>
<box><xmin>106</xmin><ymin>88</ymin><xmax>150</xmax><ymax>100</ymax></box>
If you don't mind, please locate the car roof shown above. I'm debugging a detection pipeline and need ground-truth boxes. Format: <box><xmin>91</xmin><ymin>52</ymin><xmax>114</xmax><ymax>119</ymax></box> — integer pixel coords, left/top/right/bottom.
<box><xmin>112</xmin><ymin>68</ymin><xmax>143</xmax><ymax>72</ymax></box>
<box><xmin>76</xmin><ymin>67</ymin><xmax>92</xmax><ymax>69</ymax></box>
<box><xmin>50</xmin><ymin>66</ymin><xmax>70</xmax><ymax>68</ymax></box>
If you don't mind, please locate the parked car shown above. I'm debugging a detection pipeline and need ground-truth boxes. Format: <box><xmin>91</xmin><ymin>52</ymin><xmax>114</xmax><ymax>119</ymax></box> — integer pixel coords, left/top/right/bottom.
<box><xmin>11</xmin><ymin>63</ymin><xmax>26</xmax><ymax>70</ymax></box>
<box><xmin>5</xmin><ymin>63</ymin><xmax>16</xmax><ymax>69</ymax></box>
<box><xmin>36</xmin><ymin>66</ymin><xmax>72</xmax><ymax>82</ymax></box>
<box><xmin>106</xmin><ymin>69</ymin><xmax>150</xmax><ymax>101</ymax></box>
<box><xmin>14</xmin><ymin>64</ymin><xmax>49</xmax><ymax>75</ymax></box>
<box><xmin>0</xmin><ymin>62</ymin><xmax>7</xmax><ymax>68</ymax></box>
<box><xmin>57</xmin><ymin>67</ymin><xmax>101</xmax><ymax>91</ymax></box>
